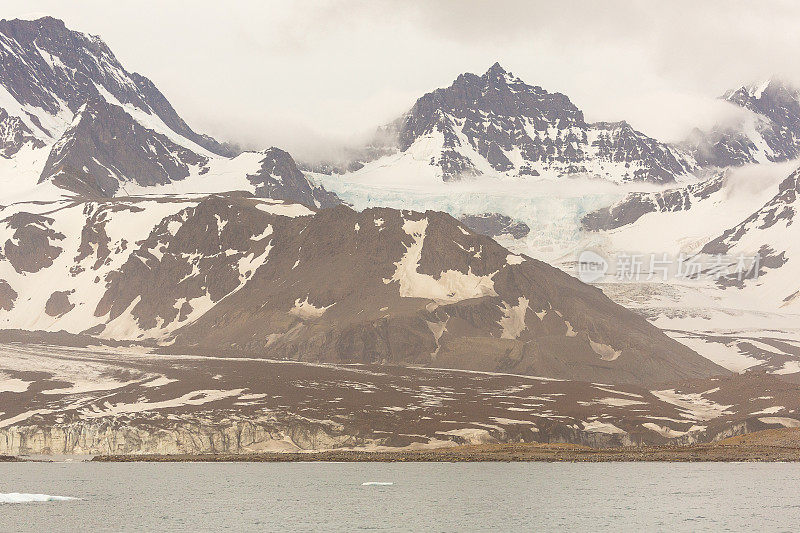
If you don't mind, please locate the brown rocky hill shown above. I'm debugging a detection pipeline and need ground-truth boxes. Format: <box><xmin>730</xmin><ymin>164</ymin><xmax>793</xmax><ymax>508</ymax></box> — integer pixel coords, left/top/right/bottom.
<box><xmin>0</xmin><ymin>193</ymin><xmax>724</xmax><ymax>386</ymax></box>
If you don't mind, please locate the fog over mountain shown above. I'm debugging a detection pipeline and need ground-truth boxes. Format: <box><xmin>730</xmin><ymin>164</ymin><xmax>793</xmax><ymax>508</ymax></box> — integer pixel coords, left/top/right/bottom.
<box><xmin>6</xmin><ymin>0</ymin><xmax>800</xmax><ymax>161</ymax></box>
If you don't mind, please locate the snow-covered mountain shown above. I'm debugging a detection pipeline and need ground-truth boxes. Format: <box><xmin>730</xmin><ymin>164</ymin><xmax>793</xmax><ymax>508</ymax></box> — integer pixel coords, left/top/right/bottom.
<box><xmin>3</xmin><ymin>15</ymin><xmax>800</xmax><ymax>455</ymax></box>
<box><xmin>0</xmin><ymin>16</ymin><xmax>338</xmax><ymax>206</ymax></box>
<box><xmin>573</xmin><ymin>160</ymin><xmax>800</xmax><ymax>377</ymax></box>
<box><xmin>581</xmin><ymin>163</ymin><xmax>800</xmax><ymax>309</ymax></box>
<box><xmin>702</xmin><ymin>168</ymin><xmax>800</xmax><ymax>309</ymax></box>
<box><xmin>318</xmin><ymin>63</ymin><xmax>697</xmax><ymax>185</ymax></box>
<box><xmin>582</xmin><ymin>174</ymin><xmax>726</xmax><ymax>232</ymax></box>
<box><xmin>0</xmin><ymin>16</ymin><xmax>730</xmax><ymax>388</ymax></box>
<box><xmin>686</xmin><ymin>79</ymin><xmax>800</xmax><ymax>167</ymax></box>
<box><xmin>0</xmin><ymin>16</ymin><xmax>233</xmax><ymax>157</ymax></box>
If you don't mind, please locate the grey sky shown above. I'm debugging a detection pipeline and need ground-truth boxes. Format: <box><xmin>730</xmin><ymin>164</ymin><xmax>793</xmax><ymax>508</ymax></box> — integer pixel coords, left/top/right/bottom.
<box><xmin>6</xmin><ymin>1</ymin><xmax>800</xmax><ymax>160</ymax></box>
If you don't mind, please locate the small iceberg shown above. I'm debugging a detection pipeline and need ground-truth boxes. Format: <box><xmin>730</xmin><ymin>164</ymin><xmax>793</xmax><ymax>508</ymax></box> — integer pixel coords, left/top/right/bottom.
<box><xmin>361</xmin><ymin>482</ymin><xmax>394</xmax><ymax>486</ymax></box>
<box><xmin>0</xmin><ymin>493</ymin><xmax>77</xmax><ymax>504</ymax></box>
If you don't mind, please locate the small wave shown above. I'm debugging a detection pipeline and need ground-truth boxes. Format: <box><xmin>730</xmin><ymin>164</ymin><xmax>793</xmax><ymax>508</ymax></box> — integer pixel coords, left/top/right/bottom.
<box><xmin>0</xmin><ymin>493</ymin><xmax>77</xmax><ymax>504</ymax></box>
<box><xmin>361</xmin><ymin>482</ymin><xmax>394</xmax><ymax>486</ymax></box>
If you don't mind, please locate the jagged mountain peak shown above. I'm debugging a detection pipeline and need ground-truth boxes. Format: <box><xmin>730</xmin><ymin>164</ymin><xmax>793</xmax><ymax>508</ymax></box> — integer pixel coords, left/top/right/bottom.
<box><xmin>442</xmin><ymin>63</ymin><xmax>580</xmax><ymax>114</ymax></box>
<box><xmin>3</xmin><ymin>15</ymin><xmax>76</xmax><ymax>34</ymax></box>
<box><xmin>481</xmin><ymin>61</ymin><xmax>521</xmax><ymax>84</ymax></box>
<box><xmin>357</xmin><ymin>64</ymin><xmax>694</xmax><ymax>184</ymax></box>
<box><xmin>0</xmin><ymin>16</ymin><xmax>144</xmax><ymax>115</ymax></box>
<box><xmin>0</xmin><ymin>15</ymin><xmax>236</xmax><ymax>157</ymax></box>
<box><xmin>486</xmin><ymin>61</ymin><xmax>507</xmax><ymax>74</ymax></box>
<box><xmin>246</xmin><ymin>147</ymin><xmax>342</xmax><ymax>208</ymax></box>
<box><xmin>722</xmin><ymin>77</ymin><xmax>800</xmax><ymax>123</ymax></box>
<box><xmin>4</xmin><ymin>15</ymin><xmax>66</xmax><ymax>29</ymax></box>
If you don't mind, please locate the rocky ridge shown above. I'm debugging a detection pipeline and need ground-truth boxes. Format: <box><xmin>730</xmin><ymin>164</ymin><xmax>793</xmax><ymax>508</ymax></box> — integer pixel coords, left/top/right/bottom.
<box><xmin>323</xmin><ymin>63</ymin><xmax>696</xmax><ymax>185</ymax></box>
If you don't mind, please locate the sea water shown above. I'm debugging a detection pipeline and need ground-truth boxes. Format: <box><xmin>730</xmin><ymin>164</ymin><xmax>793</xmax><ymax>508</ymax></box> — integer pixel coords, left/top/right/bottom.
<box><xmin>1</xmin><ymin>461</ymin><xmax>799</xmax><ymax>531</ymax></box>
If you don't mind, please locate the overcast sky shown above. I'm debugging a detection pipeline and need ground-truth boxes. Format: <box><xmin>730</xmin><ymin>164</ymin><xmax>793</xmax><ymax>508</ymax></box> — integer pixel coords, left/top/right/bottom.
<box><xmin>6</xmin><ymin>1</ymin><xmax>800</xmax><ymax>160</ymax></box>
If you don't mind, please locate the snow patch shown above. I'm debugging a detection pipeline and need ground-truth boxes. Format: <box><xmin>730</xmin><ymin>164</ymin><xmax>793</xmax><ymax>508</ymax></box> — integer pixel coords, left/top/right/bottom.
<box><xmin>651</xmin><ymin>388</ymin><xmax>733</xmax><ymax>421</ymax></box>
<box><xmin>289</xmin><ymin>296</ymin><xmax>332</xmax><ymax>319</ymax></box>
<box><xmin>758</xmin><ymin>417</ymin><xmax>800</xmax><ymax>428</ymax></box>
<box><xmin>581</xmin><ymin>420</ymin><xmax>626</xmax><ymax>435</ymax></box>
<box><xmin>642</xmin><ymin>422</ymin><xmax>706</xmax><ymax>438</ymax></box>
<box><xmin>384</xmin><ymin>218</ymin><xmax>497</xmax><ymax>303</ymax></box>
<box><xmin>589</xmin><ymin>339</ymin><xmax>621</xmax><ymax>361</ymax></box>
<box><xmin>0</xmin><ymin>374</ymin><xmax>32</xmax><ymax>393</ymax></box>
<box><xmin>498</xmin><ymin>297</ymin><xmax>529</xmax><ymax>339</ymax></box>
<box><xmin>254</xmin><ymin>201</ymin><xmax>314</xmax><ymax>218</ymax></box>
<box><xmin>506</xmin><ymin>254</ymin><xmax>525</xmax><ymax>265</ymax></box>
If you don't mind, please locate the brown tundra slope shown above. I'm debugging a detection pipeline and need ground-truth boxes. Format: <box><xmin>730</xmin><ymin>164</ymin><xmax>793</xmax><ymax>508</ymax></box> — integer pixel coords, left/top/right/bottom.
<box><xmin>0</xmin><ymin>193</ymin><xmax>723</xmax><ymax>386</ymax></box>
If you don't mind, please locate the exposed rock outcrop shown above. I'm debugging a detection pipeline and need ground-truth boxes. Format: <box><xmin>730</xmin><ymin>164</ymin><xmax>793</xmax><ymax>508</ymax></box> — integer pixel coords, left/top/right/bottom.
<box><xmin>39</xmin><ymin>96</ymin><xmax>209</xmax><ymax>197</ymax></box>
<box><xmin>247</xmin><ymin>147</ymin><xmax>341</xmax><ymax>208</ymax></box>
<box><xmin>458</xmin><ymin>213</ymin><xmax>530</xmax><ymax>239</ymax></box>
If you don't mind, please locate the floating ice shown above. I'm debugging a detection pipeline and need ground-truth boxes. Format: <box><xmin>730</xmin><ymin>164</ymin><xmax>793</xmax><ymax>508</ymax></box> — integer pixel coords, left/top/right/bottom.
<box><xmin>0</xmin><ymin>493</ymin><xmax>77</xmax><ymax>504</ymax></box>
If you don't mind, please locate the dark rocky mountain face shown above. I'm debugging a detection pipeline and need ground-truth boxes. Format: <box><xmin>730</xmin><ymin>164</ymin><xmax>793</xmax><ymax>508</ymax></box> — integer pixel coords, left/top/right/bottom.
<box><xmin>582</xmin><ymin>174</ymin><xmax>725</xmax><ymax>231</ymax></box>
<box><xmin>458</xmin><ymin>213</ymin><xmax>530</xmax><ymax>239</ymax></box>
<box><xmin>39</xmin><ymin>96</ymin><xmax>209</xmax><ymax>197</ymax></box>
<box><xmin>686</xmin><ymin>79</ymin><xmax>800</xmax><ymax>167</ymax></box>
<box><xmin>34</xmin><ymin>95</ymin><xmax>341</xmax><ymax>204</ymax></box>
<box><xmin>247</xmin><ymin>148</ymin><xmax>342</xmax><ymax>208</ymax></box>
<box><xmin>0</xmin><ymin>108</ymin><xmax>45</xmax><ymax>157</ymax></box>
<box><xmin>399</xmin><ymin>62</ymin><xmax>584</xmax><ymax>152</ymax></box>
<box><xmin>0</xmin><ymin>194</ymin><xmax>724</xmax><ymax>386</ymax></box>
<box><xmin>0</xmin><ymin>16</ymin><xmax>235</xmax><ymax>157</ymax></box>
<box><xmin>387</xmin><ymin>63</ymin><xmax>695</xmax><ymax>183</ymax></box>
<box><xmin>1</xmin><ymin>211</ymin><xmax>65</xmax><ymax>274</ymax></box>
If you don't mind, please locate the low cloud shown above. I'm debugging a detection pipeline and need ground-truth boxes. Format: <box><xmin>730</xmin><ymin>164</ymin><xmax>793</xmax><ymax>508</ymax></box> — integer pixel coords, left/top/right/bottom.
<box><xmin>6</xmin><ymin>0</ymin><xmax>800</xmax><ymax>158</ymax></box>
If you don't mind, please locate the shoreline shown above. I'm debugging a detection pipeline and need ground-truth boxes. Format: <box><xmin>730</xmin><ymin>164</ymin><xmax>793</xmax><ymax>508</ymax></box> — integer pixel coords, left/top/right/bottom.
<box><xmin>90</xmin><ymin>436</ymin><xmax>800</xmax><ymax>463</ymax></box>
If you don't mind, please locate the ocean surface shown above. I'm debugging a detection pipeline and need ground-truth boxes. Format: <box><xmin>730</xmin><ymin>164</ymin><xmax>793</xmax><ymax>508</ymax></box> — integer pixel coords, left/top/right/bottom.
<box><xmin>2</xmin><ymin>461</ymin><xmax>800</xmax><ymax>531</ymax></box>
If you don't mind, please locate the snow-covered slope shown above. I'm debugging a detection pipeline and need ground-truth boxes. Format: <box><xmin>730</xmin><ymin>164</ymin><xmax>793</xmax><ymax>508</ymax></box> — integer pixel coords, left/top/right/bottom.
<box><xmin>582</xmin><ymin>174</ymin><xmax>726</xmax><ymax>232</ymax></box>
<box><xmin>574</xmin><ymin>161</ymin><xmax>800</xmax><ymax>376</ymax></box>
<box><xmin>579</xmin><ymin>162</ymin><xmax>796</xmax><ymax>260</ymax></box>
<box><xmin>702</xmin><ymin>168</ymin><xmax>800</xmax><ymax>310</ymax></box>
<box><xmin>575</xmin><ymin>161</ymin><xmax>800</xmax><ymax>316</ymax></box>
<box><xmin>321</xmin><ymin>63</ymin><xmax>697</xmax><ymax>186</ymax></box>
